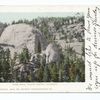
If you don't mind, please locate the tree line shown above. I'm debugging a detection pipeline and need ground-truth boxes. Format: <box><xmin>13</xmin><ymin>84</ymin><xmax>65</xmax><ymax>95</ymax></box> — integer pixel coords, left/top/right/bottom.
<box><xmin>0</xmin><ymin>44</ymin><xmax>85</xmax><ymax>82</ymax></box>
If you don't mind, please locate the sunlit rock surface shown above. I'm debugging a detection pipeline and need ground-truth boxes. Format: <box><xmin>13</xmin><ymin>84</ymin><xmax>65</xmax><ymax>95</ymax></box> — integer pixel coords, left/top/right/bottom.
<box><xmin>0</xmin><ymin>24</ymin><xmax>47</xmax><ymax>58</ymax></box>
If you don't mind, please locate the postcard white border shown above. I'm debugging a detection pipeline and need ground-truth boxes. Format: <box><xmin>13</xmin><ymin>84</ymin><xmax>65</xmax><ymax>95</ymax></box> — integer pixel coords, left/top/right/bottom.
<box><xmin>0</xmin><ymin>5</ymin><xmax>99</xmax><ymax>93</ymax></box>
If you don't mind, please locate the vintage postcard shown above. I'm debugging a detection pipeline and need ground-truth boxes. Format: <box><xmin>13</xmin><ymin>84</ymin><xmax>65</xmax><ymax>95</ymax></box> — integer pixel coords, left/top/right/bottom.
<box><xmin>0</xmin><ymin>5</ymin><xmax>99</xmax><ymax>92</ymax></box>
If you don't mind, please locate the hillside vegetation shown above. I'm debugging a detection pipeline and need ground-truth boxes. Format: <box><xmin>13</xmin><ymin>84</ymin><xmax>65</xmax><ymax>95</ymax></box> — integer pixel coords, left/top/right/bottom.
<box><xmin>0</xmin><ymin>15</ymin><xmax>85</xmax><ymax>82</ymax></box>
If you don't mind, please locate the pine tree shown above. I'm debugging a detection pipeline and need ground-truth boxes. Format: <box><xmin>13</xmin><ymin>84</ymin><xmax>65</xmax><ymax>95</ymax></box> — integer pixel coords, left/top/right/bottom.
<box><xmin>19</xmin><ymin>47</ymin><xmax>30</xmax><ymax>64</ymax></box>
<box><xmin>58</xmin><ymin>69</ymin><xmax>63</xmax><ymax>82</ymax></box>
<box><xmin>50</xmin><ymin>63</ymin><xmax>58</xmax><ymax>82</ymax></box>
<box><xmin>5</xmin><ymin>48</ymin><xmax>12</xmax><ymax>81</ymax></box>
<box><xmin>0</xmin><ymin>48</ymin><xmax>12</xmax><ymax>82</ymax></box>
<box><xmin>0</xmin><ymin>47</ymin><xmax>4</xmax><ymax>81</ymax></box>
<box><xmin>36</xmin><ymin>66</ymin><xmax>44</xmax><ymax>82</ymax></box>
<box><xmin>43</xmin><ymin>65</ymin><xmax>50</xmax><ymax>82</ymax></box>
<box><xmin>63</xmin><ymin>63</ymin><xmax>69</xmax><ymax>82</ymax></box>
<box><xmin>5</xmin><ymin>48</ymin><xmax>10</xmax><ymax>62</ymax></box>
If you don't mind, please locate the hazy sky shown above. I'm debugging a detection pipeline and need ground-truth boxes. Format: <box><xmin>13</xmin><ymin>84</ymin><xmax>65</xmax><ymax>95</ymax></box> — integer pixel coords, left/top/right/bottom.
<box><xmin>0</xmin><ymin>12</ymin><xmax>83</xmax><ymax>23</ymax></box>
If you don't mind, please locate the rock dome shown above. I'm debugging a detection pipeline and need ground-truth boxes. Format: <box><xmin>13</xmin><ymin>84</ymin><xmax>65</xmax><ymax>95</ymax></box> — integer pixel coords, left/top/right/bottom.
<box><xmin>0</xmin><ymin>24</ymin><xmax>47</xmax><ymax>57</ymax></box>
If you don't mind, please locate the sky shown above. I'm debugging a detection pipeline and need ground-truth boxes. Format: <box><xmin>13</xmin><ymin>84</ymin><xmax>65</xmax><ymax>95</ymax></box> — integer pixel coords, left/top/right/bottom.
<box><xmin>0</xmin><ymin>12</ymin><xmax>83</xmax><ymax>23</ymax></box>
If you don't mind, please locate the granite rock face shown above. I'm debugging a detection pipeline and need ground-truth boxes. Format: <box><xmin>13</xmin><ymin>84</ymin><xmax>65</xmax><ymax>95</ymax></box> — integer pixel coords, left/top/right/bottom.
<box><xmin>0</xmin><ymin>24</ymin><xmax>47</xmax><ymax>58</ymax></box>
<box><xmin>45</xmin><ymin>43</ymin><xmax>61</xmax><ymax>64</ymax></box>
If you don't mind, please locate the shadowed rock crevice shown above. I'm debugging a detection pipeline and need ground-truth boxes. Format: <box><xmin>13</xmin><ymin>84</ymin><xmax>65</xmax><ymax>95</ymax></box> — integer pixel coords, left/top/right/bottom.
<box><xmin>0</xmin><ymin>43</ymin><xmax>15</xmax><ymax>48</ymax></box>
